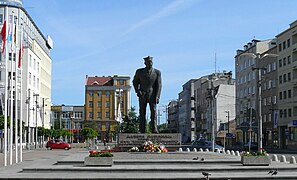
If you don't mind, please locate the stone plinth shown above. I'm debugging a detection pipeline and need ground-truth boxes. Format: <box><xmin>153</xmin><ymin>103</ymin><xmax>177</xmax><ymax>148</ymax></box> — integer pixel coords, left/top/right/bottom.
<box><xmin>241</xmin><ymin>156</ymin><xmax>271</xmax><ymax>166</ymax></box>
<box><xmin>84</xmin><ymin>157</ymin><xmax>113</xmax><ymax>166</ymax></box>
<box><xmin>118</xmin><ymin>133</ymin><xmax>181</xmax><ymax>151</ymax></box>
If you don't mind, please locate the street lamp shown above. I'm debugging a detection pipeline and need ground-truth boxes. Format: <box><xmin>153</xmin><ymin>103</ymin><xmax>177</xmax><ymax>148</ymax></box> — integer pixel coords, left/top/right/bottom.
<box><xmin>33</xmin><ymin>93</ymin><xmax>39</xmax><ymax>149</ymax></box>
<box><xmin>225</xmin><ymin>111</ymin><xmax>230</xmax><ymax>147</ymax></box>
<box><xmin>239</xmin><ymin>53</ymin><xmax>278</xmax><ymax>152</ymax></box>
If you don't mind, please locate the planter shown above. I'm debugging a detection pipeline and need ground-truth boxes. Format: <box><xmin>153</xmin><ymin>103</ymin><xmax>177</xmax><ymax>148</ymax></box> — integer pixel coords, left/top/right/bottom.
<box><xmin>84</xmin><ymin>156</ymin><xmax>113</xmax><ymax>166</ymax></box>
<box><xmin>241</xmin><ymin>156</ymin><xmax>271</xmax><ymax>166</ymax></box>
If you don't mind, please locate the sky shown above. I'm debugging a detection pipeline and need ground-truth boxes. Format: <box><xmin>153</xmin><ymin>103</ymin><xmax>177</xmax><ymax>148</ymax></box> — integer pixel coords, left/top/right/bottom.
<box><xmin>23</xmin><ymin>0</ymin><xmax>296</xmax><ymax>123</ymax></box>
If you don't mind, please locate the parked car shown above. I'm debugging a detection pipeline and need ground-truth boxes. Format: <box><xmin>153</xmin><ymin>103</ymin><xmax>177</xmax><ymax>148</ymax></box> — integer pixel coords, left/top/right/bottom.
<box><xmin>46</xmin><ymin>139</ymin><xmax>71</xmax><ymax>150</ymax></box>
<box><xmin>185</xmin><ymin>139</ymin><xmax>224</xmax><ymax>152</ymax></box>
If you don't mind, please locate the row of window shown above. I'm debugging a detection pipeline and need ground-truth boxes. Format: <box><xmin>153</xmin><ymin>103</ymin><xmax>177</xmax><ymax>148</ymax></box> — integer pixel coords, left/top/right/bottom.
<box><xmin>279</xmin><ymin>55</ymin><xmax>291</xmax><ymax>68</ymax></box>
<box><xmin>237</xmin><ymin>86</ymin><xmax>256</xmax><ymax>98</ymax></box>
<box><xmin>263</xmin><ymin>96</ymin><xmax>277</xmax><ymax>106</ymax></box>
<box><xmin>279</xmin><ymin>89</ymin><xmax>293</xmax><ymax>100</ymax></box>
<box><xmin>28</xmin><ymin>72</ymin><xmax>39</xmax><ymax>89</ymax></box>
<box><xmin>279</xmin><ymin>72</ymin><xmax>291</xmax><ymax>84</ymax></box>
<box><xmin>53</xmin><ymin>112</ymin><xmax>83</xmax><ymax>119</ymax></box>
<box><xmin>29</xmin><ymin>54</ymin><xmax>40</xmax><ymax>73</ymax></box>
<box><xmin>279</xmin><ymin>108</ymin><xmax>293</xmax><ymax>118</ymax></box>
<box><xmin>278</xmin><ymin>38</ymin><xmax>291</xmax><ymax>52</ymax></box>
<box><xmin>237</xmin><ymin>58</ymin><xmax>255</xmax><ymax>72</ymax></box>
<box><xmin>237</xmin><ymin>62</ymin><xmax>277</xmax><ymax>85</ymax></box>
<box><xmin>88</xmin><ymin>111</ymin><xmax>110</xmax><ymax>119</ymax></box>
<box><xmin>88</xmin><ymin>91</ymin><xmax>110</xmax><ymax>97</ymax></box>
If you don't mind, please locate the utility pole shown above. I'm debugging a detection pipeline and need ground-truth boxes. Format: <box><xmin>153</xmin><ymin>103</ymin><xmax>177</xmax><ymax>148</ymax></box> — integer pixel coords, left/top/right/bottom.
<box><xmin>26</xmin><ymin>89</ymin><xmax>30</xmax><ymax>150</ymax></box>
<box><xmin>190</xmin><ymin>82</ymin><xmax>196</xmax><ymax>142</ymax></box>
<box><xmin>33</xmin><ymin>93</ymin><xmax>39</xmax><ymax>149</ymax></box>
<box><xmin>225</xmin><ymin>111</ymin><xmax>230</xmax><ymax>147</ymax></box>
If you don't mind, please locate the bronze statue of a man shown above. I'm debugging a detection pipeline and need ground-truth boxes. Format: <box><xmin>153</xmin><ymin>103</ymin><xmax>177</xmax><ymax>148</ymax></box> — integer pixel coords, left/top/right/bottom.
<box><xmin>133</xmin><ymin>56</ymin><xmax>162</xmax><ymax>133</ymax></box>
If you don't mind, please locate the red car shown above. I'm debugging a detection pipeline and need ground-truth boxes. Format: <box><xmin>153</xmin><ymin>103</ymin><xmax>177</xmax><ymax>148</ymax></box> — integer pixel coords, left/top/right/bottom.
<box><xmin>46</xmin><ymin>139</ymin><xmax>71</xmax><ymax>150</ymax></box>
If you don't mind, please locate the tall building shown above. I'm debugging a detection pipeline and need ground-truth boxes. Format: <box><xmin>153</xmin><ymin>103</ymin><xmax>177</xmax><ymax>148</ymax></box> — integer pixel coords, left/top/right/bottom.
<box><xmin>235</xmin><ymin>39</ymin><xmax>275</xmax><ymax>145</ymax></box>
<box><xmin>51</xmin><ymin>105</ymin><xmax>84</xmax><ymax>143</ymax></box>
<box><xmin>194</xmin><ymin>72</ymin><xmax>235</xmax><ymax>142</ymax></box>
<box><xmin>276</xmin><ymin>20</ymin><xmax>297</xmax><ymax>149</ymax></box>
<box><xmin>167</xmin><ymin>100</ymin><xmax>179</xmax><ymax>132</ymax></box>
<box><xmin>259</xmin><ymin>46</ymin><xmax>278</xmax><ymax>148</ymax></box>
<box><xmin>0</xmin><ymin>0</ymin><xmax>52</xmax><ymax>145</ymax></box>
<box><xmin>85</xmin><ymin>75</ymin><xmax>131</xmax><ymax>142</ymax></box>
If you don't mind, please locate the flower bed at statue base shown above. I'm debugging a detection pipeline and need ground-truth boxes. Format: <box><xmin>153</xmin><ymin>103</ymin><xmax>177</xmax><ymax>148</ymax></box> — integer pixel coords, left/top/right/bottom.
<box><xmin>84</xmin><ymin>150</ymin><xmax>113</xmax><ymax>166</ymax></box>
<box><xmin>128</xmin><ymin>141</ymin><xmax>168</xmax><ymax>153</ymax></box>
<box><xmin>241</xmin><ymin>150</ymin><xmax>270</xmax><ymax>166</ymax></box>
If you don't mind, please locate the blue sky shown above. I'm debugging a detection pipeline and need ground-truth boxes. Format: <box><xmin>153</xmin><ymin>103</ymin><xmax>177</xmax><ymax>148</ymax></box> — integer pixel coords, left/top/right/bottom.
<box><xmin>24</xmin><ymin>0</ymin><xmax>296</xmax><ymax>122</ymax></box>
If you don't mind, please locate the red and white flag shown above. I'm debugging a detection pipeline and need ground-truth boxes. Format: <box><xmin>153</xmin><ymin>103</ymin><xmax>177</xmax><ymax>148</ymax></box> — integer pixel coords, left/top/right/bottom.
<box><xmin>18</xmin><ymin>42</ymin><xmax>24</xmax><ymax>68</ymax></box>
<box><xmin>1</xmin><ymin>21</ymin><xmax>7</xmax><ymax>53</ymax></box>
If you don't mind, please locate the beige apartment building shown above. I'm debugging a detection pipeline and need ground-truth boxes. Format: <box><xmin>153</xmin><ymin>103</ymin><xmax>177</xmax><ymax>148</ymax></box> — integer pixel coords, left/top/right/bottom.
<box><xmin>276</xmin><ymin>20</ymin><xmax>297</xmax><ymax>149</ymax></box>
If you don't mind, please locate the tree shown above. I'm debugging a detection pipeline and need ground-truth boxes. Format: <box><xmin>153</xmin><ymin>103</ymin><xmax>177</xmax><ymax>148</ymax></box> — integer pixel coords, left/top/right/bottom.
<box><xmin>0</xmin><ymin>115</ymin><xmax>10</xmax><ymax>129</ymax></box>
<box><xmin>81</xmin><ymin>127</ymin><xmax>98</xmax><ymax>141</ymax></box>
<box><xmin>120</xmin><ymin>107</ymin><xmax>139</xmax><ymax>133</ymax></box>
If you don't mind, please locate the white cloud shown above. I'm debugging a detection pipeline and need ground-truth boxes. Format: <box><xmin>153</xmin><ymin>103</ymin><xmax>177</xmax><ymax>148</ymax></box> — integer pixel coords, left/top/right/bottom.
<box><xmin>122</xmin><ymin>0</ymin><xmax>198</xmax><ymax>36</ymax></box>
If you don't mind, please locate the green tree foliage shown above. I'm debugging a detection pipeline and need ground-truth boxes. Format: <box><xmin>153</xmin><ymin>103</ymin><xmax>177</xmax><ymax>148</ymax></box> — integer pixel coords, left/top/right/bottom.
<box><xmin>81</xmin><ymin>127</ymin><xmax>98</xmax><ymax>140</ymax></box>
<box><xmin>120</xmin><ymin>107</ymin><xmax>139</xmax><ymax>133</ymax></box>
<box><xmin>0</xmin><ymin>115</ymin><xmax>10</xmax><ymax>129</ymax></box>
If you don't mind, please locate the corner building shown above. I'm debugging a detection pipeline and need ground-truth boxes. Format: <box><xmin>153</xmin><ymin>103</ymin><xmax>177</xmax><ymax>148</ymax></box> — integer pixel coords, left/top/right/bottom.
<box><xmin>85</xmin><ymin>75</ymin><xmax>131</xmax><ymax>142</ymax></box>
<box><xmin>0</xmin><ymin>0</ymin><xmax>52</xmax><ymax>145</ymax></box>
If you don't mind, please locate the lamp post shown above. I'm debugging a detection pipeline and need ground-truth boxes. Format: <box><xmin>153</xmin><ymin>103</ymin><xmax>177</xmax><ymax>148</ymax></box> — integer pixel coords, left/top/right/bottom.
<box><xmin>225</xmin><ymin>111</ymin><xmax>230</xmax><ymax>147</ymax></box>
<box><xmin>239</xmin><ymin>53</ymin><xmax>278</xmax><ymax>152</ymax></box>
<box><xmin>33</xmin><ymin>93</ymin><xmax>39</xmax><ymax>149</ymax></box>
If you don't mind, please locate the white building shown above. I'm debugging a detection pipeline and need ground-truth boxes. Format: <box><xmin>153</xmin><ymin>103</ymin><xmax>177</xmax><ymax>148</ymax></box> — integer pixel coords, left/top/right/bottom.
<box><xmin>0</xmin><ymin>0</ymin><xmax>52</xmax><ymax>145</ymax></box>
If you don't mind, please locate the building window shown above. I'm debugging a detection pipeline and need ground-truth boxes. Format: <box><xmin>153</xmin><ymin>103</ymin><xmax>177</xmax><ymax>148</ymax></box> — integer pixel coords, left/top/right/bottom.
<box><xmin>272</xmin><ymin>62</ymin><xmax>277</xmax><ymax>71</ymax></box>
<box><xmin>283</xmin><ymin>74</ymin><xmax>287</xmax><ymax>83</ymax></box>
<box><xmin>119</xmin><ymin>79</ymin><xmax>124</xmax><ymax>85</ymax></box>
<box><xmin>284</xmin><ymin>91</ymin><xmax>287</xmax><ymax>99</ymax></box>
<box><xmin>89</xmin><ymin>112</ymin><xmax>93</xmax><ymax>118</ymax></box>
<box><xmin>89</xmin><ymin>101</ymin><xmax>93</xmax><ymax>108</ymax></box>
<box><xmin>283</xmin><ymin>41</ymin><xmax>286</xmax><ymax>50</ymax></box>
<box><xmin>29</xmin><ymin>72</ymin><xmax>31</xmax><ymax>85</ymax></box>
<box><xmin>106</xmin><ymin>101</ymin><xmax>110</xmax><ymax>108</ymax></box>
<box><xmin>88</xmin><ymin>91</ymin><xmax>93</xmax><ymax>96</ymax></box>
<box><xmin>98</xmin><ymin>101</ymin><xmax>102</xmax><ymax>108</ymax></box>
<box><xmin>97</xmin><ymin>91</ymin><xmax>102</xmax><ymax>97</ymax></box>
<box><xmin>288</xmin><ymin>108</ymin><xmax>292</xmax><ymax>117</ymax></box>
<box><xmin>288</xmin><ymin>72</ymin><xmax>291</xmax><ymax>81</ymax></box>
<box><xmin>278</xmin><ymin>44</ymin><xmax>282</xmax><ymax>52</ymax></box>
<box><xmin>279</xmin><ymin>59</ymin><xmax>282</xmax><ymax>68</ymax></box>
<box><xmin>273</xmin><ymin>96</ymin><xmax>277</xmax><ymax>104</ymax></box>
<box><xmin>279</xmin><ymin>92</ymin><xmax>282</xmax><ymax>100</ymax></box>
<box><xmin>106</xmin><ymin>111</ymin><xmax>110</xmax><ymax>118</ymax></box>
<box><xmin>29</xmin><ymin>55</ymin><xmax>32</xmax><ymax>67</ymax></box>
<box><xmin>287</xmin><ymin>38</ymin><xmax>291</xmax><ymax>48</ymax></box>
<box><xmin>279</xmin><ymin>75</ymin><xmax>282</xmax><ymax>84</ymax></box>
<box><xmin>106</xmin><ymin>91</ymin><xmax>110</xmax><ymax>98</ymax></box>
<box><xmin>284</xmin><ymin>109</ymin><xmax>287</xmax><ymax>118</ymax></box>
<box><xmin>288</xmin><ymin>55</ymin><xmax>291</xmax><ymax>64</ymax></box>
<box><xmin>280</xmin><ymin>109</ymin><xmax>283</xmax><ymax>118</ymax></box>
<box><xmin>288</xmin><ymin>89</ymin><xmax>292</xmax><ymax>98</ymax></box>
<box><xmin>33</xmin><ymin>75</ymin><xmax>35</xmax><ymax>87</ymax></box>
<box><xmin>97</xmin><ymin>112</ymin><xmax>102</xmax><ymax>118</ymax></box>
<box><xmin>283</xmin><ymin>57</ymin><xmax>286</xmax><ymax>66</ymax></box>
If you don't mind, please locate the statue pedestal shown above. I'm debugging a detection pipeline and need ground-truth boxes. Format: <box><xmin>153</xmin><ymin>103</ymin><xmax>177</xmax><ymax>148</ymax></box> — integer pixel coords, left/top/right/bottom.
<box><xmin>117</xmin><ymin>133</ymin><xmax>181</xmax><ymax>152</ymax></box>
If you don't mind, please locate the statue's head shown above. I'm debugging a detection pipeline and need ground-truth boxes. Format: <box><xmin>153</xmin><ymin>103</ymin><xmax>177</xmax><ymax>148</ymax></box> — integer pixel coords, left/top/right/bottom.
<box><xmin>144</xmin><ymin>56</ymin><xmax>153</xmax><ymax>69</ymax></box>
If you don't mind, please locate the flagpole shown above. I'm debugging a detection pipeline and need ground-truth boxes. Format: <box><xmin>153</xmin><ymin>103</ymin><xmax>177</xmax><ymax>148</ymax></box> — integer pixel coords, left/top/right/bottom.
<box><xmin>3</xmin><ymin>5</ymin><xmax>8</xmax><ymax>167</ymax></box>
<box><xmin>14</xmin><ymin>12</ymin><xmax>18</xmax><ymax>163</ymax></box>
<box><xmin>9</xmin><ymin>11</ymin><xmax>14</xmax><ymax>165</ymax></box>
<box><xmin>18</xmin><ymin>12</ymin><xmax>23</xmax><ymax>163</ymax></box>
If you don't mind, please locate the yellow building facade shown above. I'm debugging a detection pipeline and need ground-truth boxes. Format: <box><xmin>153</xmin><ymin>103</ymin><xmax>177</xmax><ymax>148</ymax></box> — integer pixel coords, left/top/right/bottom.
<box><xmin>85</xmin><ymin>75</ymin><xmax>131</xmax><ymax>141</ymax></box>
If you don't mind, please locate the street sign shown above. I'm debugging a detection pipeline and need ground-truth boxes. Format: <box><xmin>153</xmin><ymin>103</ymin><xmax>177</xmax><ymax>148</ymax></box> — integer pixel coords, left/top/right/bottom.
<box><xmin>226</xmin><ymin>133</ymin><xmax>235</xmax><ymax>138</ymax></box>
<box><xmin>293</xmin><ymin>120</ymin><xmax>297</xmax><ymax>126</ymax></box>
